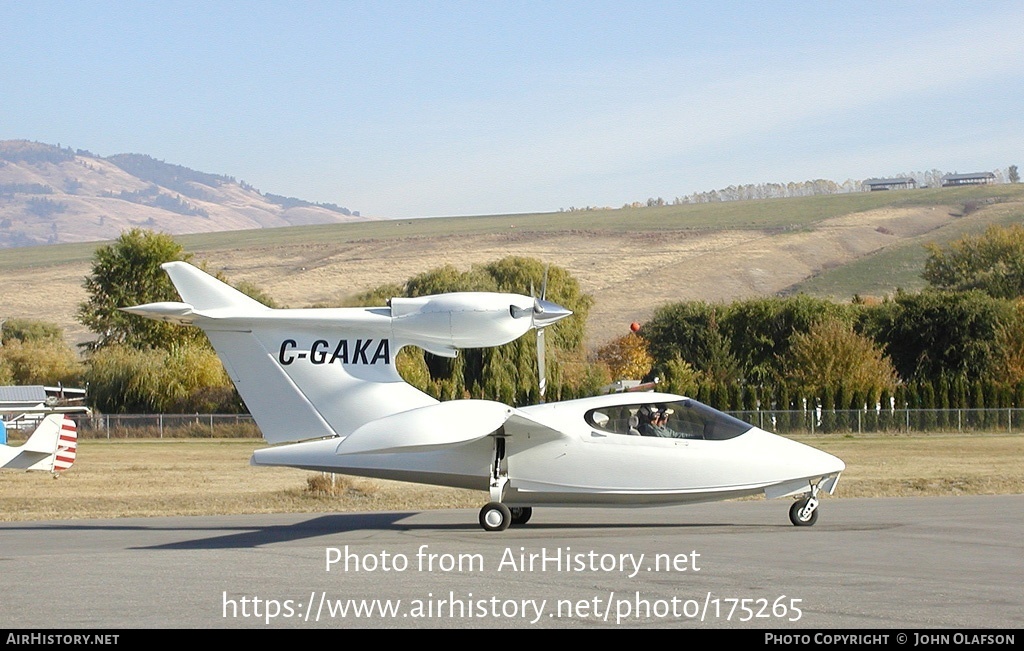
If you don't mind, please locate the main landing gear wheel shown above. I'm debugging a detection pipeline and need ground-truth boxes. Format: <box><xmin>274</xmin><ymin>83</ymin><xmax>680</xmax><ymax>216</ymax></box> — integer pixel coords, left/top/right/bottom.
<box><xmin>510</xmin><ymin>506</ymin><xmax>533</xmax><ymax>526</ymax></box>
<box><xmin>789</xmin><ymin>497</ymin><xmax>819</xmax><ymax>526</ymax></box>
<box><xmin>479</xmin><ymin>502</ymin><xmax>512</xmax><ymax>531</ymax></box>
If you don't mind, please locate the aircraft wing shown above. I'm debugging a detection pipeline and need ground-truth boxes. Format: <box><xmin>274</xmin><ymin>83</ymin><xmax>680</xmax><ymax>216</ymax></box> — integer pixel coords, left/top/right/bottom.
<box><xmin>335</xmin><ymin>400</ymin><xmax>565</xmax><ymax>455</ymax></box>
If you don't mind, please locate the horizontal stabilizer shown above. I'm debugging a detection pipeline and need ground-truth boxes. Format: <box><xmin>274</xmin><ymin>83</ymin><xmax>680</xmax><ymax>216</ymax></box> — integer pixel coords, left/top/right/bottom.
<box><xmin>120</xmin><ymin>301</ymin><xmax>196</xmax><ymax>325</ymax></box>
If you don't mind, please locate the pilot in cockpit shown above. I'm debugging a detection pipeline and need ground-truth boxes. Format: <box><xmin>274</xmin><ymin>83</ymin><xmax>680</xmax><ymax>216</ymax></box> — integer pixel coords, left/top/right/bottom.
<box><xmin>638</xmin><ymin>405</ymin><xmax>682</xmax><ymax>438</ymax></box>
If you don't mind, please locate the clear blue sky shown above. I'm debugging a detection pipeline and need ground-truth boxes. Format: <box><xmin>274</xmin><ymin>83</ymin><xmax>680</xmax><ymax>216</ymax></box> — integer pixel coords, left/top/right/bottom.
<box><xmin>3</xmin><ymin>1</ymin><xmax>1022</xmax><ymax>219</ymax></box>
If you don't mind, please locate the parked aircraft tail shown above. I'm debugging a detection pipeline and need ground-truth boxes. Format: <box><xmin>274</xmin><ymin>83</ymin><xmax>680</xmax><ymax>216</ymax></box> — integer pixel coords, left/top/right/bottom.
<box><xmin>0</xmin><ymin>414</ymin><xmax>78</xmax><ymax>473</ymax></box>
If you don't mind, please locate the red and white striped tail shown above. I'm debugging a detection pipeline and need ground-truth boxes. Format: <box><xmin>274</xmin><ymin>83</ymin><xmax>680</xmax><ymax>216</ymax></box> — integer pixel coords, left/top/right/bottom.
<box><xmin>53</xmin><ymin>417</ymin><xmax>77</xmax><ymax>472</ymax></box>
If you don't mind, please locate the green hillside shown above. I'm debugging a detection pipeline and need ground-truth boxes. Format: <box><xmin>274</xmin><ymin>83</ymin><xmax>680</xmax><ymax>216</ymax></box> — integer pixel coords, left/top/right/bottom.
<box><xmin>789</xmin><ymin>184</ymin><xmax>1024</xmax><ymax>299</ymax></box>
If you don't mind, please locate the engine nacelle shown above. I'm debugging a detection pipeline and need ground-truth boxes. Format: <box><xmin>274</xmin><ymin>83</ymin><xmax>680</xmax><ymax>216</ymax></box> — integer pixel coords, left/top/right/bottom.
<box><xmin>390</xmin><ymin>292</ymin><xmax>542</xmax><ymax>351</ymax></box>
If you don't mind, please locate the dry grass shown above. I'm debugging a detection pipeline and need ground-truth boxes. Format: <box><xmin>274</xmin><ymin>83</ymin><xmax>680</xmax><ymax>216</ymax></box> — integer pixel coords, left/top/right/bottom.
<box><xmin>806</xmin><ymin>433</ymin><xmax>1024</xmax><ymax>497</ymax></box>
<box><xmin>1</xmin><ymin>433</ymin><xmax>1021</xmax><ymax>522</ymax></box>
<box><xmin>0</xmin><ymin>439</ymin><xmax>483</xmax><ymax>521</ymax></box>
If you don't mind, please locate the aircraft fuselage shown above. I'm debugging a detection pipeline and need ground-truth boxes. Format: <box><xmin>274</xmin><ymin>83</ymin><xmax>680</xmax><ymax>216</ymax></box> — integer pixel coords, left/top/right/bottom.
<box><xmin>251</xmin><ymin>393</ymin><xmax>844</xmax><ymax>507</ymax></box>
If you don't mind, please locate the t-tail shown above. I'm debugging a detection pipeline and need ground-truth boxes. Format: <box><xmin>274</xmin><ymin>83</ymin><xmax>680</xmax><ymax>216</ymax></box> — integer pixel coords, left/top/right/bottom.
<box><xmin>123</xmin><ymin>262</ymin><xmax>572</xmax><ymax>445</ymax></box>
<box><xmin>0</xmin><ymin>414</ymin><xmax>77</xmax><ymax>473</ymax></box>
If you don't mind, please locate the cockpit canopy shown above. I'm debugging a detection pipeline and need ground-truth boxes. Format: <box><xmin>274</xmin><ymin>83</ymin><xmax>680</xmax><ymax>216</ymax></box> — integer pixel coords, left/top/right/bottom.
<box><xmin>584</xmin><ymin>398</ymin><xmax>753</xmax><ymax>441</ymax></box>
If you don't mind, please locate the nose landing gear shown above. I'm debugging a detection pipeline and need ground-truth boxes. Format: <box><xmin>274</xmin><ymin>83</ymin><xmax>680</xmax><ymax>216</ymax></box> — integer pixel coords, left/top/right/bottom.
<box><xmin>789</xmin><ymin>497</ymin><xmax>818</xmax><ymax>526</ymax></box>
<box><xmin>789</xmin><ymin>481</ymin><xmax>824</xmax><ymax>526</ymax></box>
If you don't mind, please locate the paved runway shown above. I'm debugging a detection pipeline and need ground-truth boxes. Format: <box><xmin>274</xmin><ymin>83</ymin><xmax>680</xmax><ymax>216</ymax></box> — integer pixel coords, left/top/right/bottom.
<box><xmin>0</xmin><ymin>495</ymin><xmax>1021</xmax><ymax>629</ymax></box>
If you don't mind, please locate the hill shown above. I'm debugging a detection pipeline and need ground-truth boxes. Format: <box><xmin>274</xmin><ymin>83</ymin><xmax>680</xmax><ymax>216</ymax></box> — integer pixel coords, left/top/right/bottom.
<box><xmin>1</xmin><ymin>182</ymin><xmax>1022</xmax><ymax>351</ymax></box>
<box><xmin>0</xmin><ymin>140</ymin><xmax>368</xmax><ymax>248</ymax></box>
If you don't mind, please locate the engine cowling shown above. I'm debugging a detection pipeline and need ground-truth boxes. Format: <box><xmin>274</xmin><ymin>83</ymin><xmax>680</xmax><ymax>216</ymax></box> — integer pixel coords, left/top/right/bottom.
<box><xmin>389</xmin><ymin>292</ymin><xmax>570</xmax><ymax>351</ymax></box>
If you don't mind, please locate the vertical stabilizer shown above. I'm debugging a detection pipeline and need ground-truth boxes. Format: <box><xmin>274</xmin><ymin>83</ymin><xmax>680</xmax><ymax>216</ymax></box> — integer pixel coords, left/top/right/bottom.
<box><xmin>161</xmin><ymin>261</ymin><xmax>270</xmax><ymax>312</ymax></box>
<box><xmin>130</xmin><ymin>262</ymin><xmax>439</xmax><ymax>444</ymax></box>
<box><xmin>52</xmin><ymin>416</ymin><xmax>77</xmax><ymax>472</ymax></box>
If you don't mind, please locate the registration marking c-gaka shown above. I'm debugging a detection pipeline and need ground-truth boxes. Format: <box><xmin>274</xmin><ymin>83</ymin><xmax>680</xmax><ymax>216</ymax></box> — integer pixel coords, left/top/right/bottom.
<box><xmin>278</xmin><ymin>338</ymin><xmax>391</xmax><ymax>366</ymax></box>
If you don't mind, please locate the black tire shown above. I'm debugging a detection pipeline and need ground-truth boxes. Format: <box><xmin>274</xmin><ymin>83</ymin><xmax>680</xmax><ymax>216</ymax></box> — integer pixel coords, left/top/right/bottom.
<box><xmin>479</xmin><ymin>502</ymin><xmax>512</xmax><ymax>531</ymax></box>
<box><xmin>789</xmin><ymin>498</ymin><xmax>818</xmax><ymax>526</ymax></box>
<box><xmin>509</xmin><ymin>506</ymin><xmax>533</xmax><ymax>526</ymax></box>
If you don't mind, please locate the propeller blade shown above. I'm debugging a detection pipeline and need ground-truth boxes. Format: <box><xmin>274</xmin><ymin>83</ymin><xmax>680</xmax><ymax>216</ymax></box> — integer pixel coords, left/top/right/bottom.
<box><xmin>537</xmin><ymin>326</ymin><xmax>547</xmax><ymax>399</ymax></box>
<box><xmin>522</xmin><ymin>264</ymin><xmax>567</xmax><ymax>402</ymax></box>
<box><xmin>533</xmin><ymin>265</ymin><xmax>549</xmax><ymax>322</ymax></box>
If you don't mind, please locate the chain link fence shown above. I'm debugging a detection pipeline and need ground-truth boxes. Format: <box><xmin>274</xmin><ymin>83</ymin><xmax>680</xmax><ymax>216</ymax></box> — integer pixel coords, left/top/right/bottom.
<box><xmin>734</xmin><ymin>408</ymin><xmax>1024</xmax><ymax>435</ymax></box>
<box><xmin>76</xmin><ymin>413</ymin><xmax>261</xmax><ymax>439</ymax></box>
<box><xmin>67</xmin><ymin>408</ymin><xmax>1024</xmax><ymax>439</ymax></box>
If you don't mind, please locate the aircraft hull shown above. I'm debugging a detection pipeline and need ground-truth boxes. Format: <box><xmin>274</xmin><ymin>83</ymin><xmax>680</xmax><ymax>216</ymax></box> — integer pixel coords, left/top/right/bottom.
<box><xmin>251</xmin><ymin>422</ymin><xmax>844</xmax><ymax>508</ymax></box>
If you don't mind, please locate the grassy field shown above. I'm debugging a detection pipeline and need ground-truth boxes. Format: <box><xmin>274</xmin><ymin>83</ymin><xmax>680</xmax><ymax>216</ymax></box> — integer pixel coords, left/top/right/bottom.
<box><xmin>3</xmin><ymin>183</ymin><xmax>1021</xmax><ymax>271</ymax></box>
<box><xmin>792</xmin><ymin>189</ymin><xmax>1024</xmax><ymax>298</ymax></box>
<box><xmin>1</xmin><ymin>433</ymin><xmax>1021</xmax><ymax>522</ymax></box>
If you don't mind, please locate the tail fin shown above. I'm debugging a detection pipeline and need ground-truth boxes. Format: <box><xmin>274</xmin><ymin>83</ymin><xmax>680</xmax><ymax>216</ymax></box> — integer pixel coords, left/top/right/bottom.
<box><xmin>128</xmin><ymin>262</ymin><xmax>437</xmax><ymax>444</ymax></box>
<box><xmin>160</xmin><ymin>262</ymin><xmax>269</xmax><ymax>312</ymax></box>
<box><xmin>7</xmin><ymin>414</ymin><xmax>78</xmax><ymax>473</ymax></box>
<box><xmin>52</xmin><ymin>416</ymin><xmax>78</xmax><ymax>472</ymax></box>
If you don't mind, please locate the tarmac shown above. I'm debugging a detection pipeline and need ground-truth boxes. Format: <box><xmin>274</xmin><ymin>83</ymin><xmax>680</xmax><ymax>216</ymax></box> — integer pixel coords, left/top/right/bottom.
<box><xmin>0</xmin><ymin>494</ymin><xmax>1021</xmax><ymax>629</ymax></box>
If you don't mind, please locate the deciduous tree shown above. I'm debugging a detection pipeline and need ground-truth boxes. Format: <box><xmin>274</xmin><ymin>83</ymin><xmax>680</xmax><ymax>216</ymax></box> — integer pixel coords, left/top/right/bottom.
<box><xmin>78</xmin><ymin>228</ymin><xmax>198</xmax><ymax>350</ymax></box>
<box><xmin>0</xmin><ymin>339</ymin><xmax>83</xmax><ymax>386</ymax></box>
<box><xmin>782</xmin><ymin>317</ymin><xmax>897</xmax><ymax>401</ymax></box>
<box><xmin>860</xmin><ymin>289</ymin><xmax>1013</xmax><ymax>381</ymax></box>
<box><xmin>642</xmin><ymin>301</ymin><xmax>740</xmax><ymax>383</ymax></box>
<box><xmin>594</xmin><ymin>333</ymin><xmax>653</xmax><ymax>382</ymax></box>
<box><xmin>923</xmin><ymin>224</ymin><xmax>1024</xmax><ymax>299</ymax></box>
<box><xmin>723</xmin><ymin>295</ymin><xmax>855</xmax><ymax>384</ymax></box>
<box><xmin>0</xmin><ymin>320</ymin><xmax>83</xmax><ymax>385</ymax></box>
<box><xmin>84</xmin><ymin>343</ymin><xmax>238</xmax><ymax>413</ymax></box>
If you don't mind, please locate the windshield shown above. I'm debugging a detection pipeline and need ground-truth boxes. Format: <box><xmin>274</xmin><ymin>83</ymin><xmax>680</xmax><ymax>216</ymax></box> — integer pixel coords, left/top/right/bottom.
<box><xmin>585</xmin><ymin>398</ymin><xmax>753</xmax><ymax>441</ymax></box>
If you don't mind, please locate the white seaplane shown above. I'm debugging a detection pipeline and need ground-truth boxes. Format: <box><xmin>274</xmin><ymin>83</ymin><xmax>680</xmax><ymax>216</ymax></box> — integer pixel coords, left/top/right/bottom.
<box><xmin>0</xmin><ymin>414</ymin><xmax>78</xmax><ymax>474</ymax></box>
<box><xmin>124</xmin><ymin>262</ymin><xmax>844</xmax><ymax>530</ymax></box>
